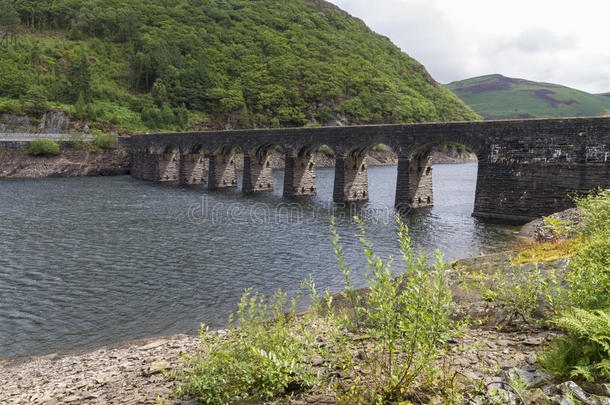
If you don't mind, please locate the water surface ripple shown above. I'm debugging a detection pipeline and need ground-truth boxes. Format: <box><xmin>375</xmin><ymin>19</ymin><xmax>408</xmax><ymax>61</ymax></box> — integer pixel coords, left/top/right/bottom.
<box><xmin>0</xmin><ymin>163</ymin><xmax>519</xmax><ymax>357</ymax></box>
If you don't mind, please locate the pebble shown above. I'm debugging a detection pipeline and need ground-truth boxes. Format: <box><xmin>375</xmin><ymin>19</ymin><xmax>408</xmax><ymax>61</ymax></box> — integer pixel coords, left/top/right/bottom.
<box><xmin>0</xmin><ymin>334</ymin><xmax>200</xmax><ymax>404</ymax></box>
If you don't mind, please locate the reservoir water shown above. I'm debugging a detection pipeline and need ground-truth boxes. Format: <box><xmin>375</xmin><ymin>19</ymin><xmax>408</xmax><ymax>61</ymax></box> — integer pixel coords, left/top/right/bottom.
<box><xmin>0</xmin><ymin>163</ymin><xmax>520</xmax><ymax>358</ymax></box>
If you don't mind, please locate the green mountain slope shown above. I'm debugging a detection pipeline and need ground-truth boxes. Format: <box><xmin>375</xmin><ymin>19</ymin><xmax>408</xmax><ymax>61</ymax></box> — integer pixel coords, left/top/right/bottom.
<box><xmin>0</xmin><ymin>0</ymin><xmax>479</xmax><ymax>134</ymax></box>
<box><xmin>446</xmin><ymin>74</ymin><xmax>610</xmax><ymax>120</ymax></box>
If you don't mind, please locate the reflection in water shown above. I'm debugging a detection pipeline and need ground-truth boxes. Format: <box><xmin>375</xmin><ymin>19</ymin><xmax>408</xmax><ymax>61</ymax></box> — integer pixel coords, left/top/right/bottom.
<box><xmin>0</xmin><ymin>163</ymin><xmax>520</xmax><ymax>357</ymax></box>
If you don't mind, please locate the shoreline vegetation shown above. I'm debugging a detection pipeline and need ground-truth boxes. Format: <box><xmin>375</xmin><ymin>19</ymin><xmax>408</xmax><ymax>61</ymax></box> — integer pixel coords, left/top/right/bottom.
<box><xmin>1</xmin><ymin>190</ymin><xmax>608</xmax><ymax>404</ymax></box>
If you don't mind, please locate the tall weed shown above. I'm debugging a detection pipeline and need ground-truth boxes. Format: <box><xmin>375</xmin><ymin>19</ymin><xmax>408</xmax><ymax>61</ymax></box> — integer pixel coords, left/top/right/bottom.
<box><xmin>330</xmin><ymin>216</ymin><xmax>458</xmax><ymax>402</ymax></box>
<box><xmin>174</xmin><ymin>285</ymin><xmax>319</xmax><ymax>404</ymax></box>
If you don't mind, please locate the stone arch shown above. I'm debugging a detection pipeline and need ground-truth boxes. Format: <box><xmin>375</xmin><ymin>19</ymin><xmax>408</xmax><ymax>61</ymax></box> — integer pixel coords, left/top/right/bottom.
<box><xmin>150</xmin><ymin>143</ymin><xmax>179</xmax><ymax>154</ymax></box>
<box><xmin>182</xmin><ymin>143</ymin><xmax>208</xmax><ymax>155</ymax></box>
<box><xmin>207</xmin><ymin>144</ymin><xmax>240</xmax><ymax>190</ymax></box>
<box><xmin>178</xmin><ymin>143</ymin><xmax>208</xmax><ymax>186</ymax></box>
<box><xmin>154</xmin><ymin>144</ymin><xmax>180</xmax><ymax>182</ymax></box>
<box><xmin>394</xmin><ymin>138</ymin><xmax>480</xmax><ymax>211</ymax></box>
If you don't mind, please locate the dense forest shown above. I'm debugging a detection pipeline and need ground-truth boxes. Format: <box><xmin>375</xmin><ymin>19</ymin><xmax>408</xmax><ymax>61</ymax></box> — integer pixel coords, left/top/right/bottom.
<box><xmin>0</xmin><ymin>0</ymin><xmax>479</xmax><ymax>133</ymax></box>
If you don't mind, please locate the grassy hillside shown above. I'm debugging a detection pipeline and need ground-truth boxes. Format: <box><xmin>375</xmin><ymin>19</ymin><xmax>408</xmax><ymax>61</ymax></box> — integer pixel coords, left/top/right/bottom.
<box><xmin>0</xmin><ymin>0</ymin><xmax>478</xmax><ymax>134</ymax></box>
<box><xmin>446</xmin><ymin>74</ymin><xmax>610</xmax><ymax>120</ymax></box>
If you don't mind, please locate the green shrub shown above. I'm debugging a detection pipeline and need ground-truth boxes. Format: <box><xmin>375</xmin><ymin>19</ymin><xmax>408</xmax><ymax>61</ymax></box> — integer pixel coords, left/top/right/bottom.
<box><xmin>174</xmin><ymin>286</ymin><xmax>319</xmax><ymax>404</ymax></box>
<box><xmin>330</xmin><ymin>216</ymin><xmax>458</xmax><ymax>402</ymax></box>
<box><xmin>371</xmin><ymin>143</ymin><xmax>390</xmax><ymax>152</ymax></box>
<box><xmin>538</xmin><ymin>189</ymin><xmax>610</xmax><ymax>381</ymax></box>
<box><xmin>317</xmin><ymin>144</ymin><xmax>335</xmax><ymax>156</ymax></box>
<box><xmin>495</xmin><ymin>265</ymin><xmax>555</xmax><ymax>323</ymax></box>
<box><xmin>0</xmin><ymin>98</ymin><xmax>23</xmax><ymax>115</ymax></box>
<box><xmin>93</xmin><ymin>132</ymin><xmax>118</xmax><ymax>150</ymax></box>
<box><xmin>540</xmin><ymin>307</ymin><xmax>610</xmax><ymax>382</ymax></box>
<box><xmin>269</xmin><ymin>118</ymin><xmax>281</xmax><ymax>128</ymax></box>
<box><xmin>574</xmin><ymin>188</ymin><xmax>610</xmax><ymax>237</ymax></box>
<box><xmin>22</xmin><ymin>86</ymin><xmax>49</xmax><ymax>115</ymax></box>
<box><xmin>487</xmin><ymin>189</ymin><xmax>610</xmax><ymax>319</ymax></box>
<box><xmin>25</xmin><ymin>139</ymin><xmax>61</xmax><ymax>156</ymax></box>
<box><xmin>140</xmin><ymin>105</ymin><xmax>188</xmax><ymax>130</ymax></box>
<box><xmin>562</xmin><ymin>189</ymin><xmax>610</xmax><ymax>310</ymax></box>
<box><xmin>564</xmin><ymin>231</ymin><xmax>610</xmax><ymax>311</ymax></box>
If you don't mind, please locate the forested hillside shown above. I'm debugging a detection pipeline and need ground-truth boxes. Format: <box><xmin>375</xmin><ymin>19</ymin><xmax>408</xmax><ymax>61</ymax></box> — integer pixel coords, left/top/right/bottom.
<box><xmin>447</xmin><ymin>74</ymin><xmax>610</xmax><ymax>120</ymax></box>
<box><xmin>0</xmin><ymin>0</ymin><xmax>478</xmax><ymax>134</ymax></box>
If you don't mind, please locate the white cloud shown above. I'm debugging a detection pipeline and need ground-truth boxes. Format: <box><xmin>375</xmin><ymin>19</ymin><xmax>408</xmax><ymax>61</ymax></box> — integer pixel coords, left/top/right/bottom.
<box><xmin>330</xmin><ymin>0</ymin><xmax>610</xmax><ymax>93</ymax></box>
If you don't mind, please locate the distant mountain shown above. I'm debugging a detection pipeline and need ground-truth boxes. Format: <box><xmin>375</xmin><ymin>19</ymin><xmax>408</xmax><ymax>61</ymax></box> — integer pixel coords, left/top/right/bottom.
<box><xmin>446</xmin><ymin>74</ymin><xmax>610</xmax><ymax>120</ymax></box>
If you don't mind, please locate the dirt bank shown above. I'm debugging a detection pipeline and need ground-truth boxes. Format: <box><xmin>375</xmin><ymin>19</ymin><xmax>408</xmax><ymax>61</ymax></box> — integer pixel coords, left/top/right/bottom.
<box><xmin>0</xmin><ymin>150</ymin><xmax>130</xmax><ymax>179</ymax></box>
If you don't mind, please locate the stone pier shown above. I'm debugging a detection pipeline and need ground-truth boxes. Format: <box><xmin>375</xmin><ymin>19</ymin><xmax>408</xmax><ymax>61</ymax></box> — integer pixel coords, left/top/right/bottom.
<box><xmin>243</xmin><ymin>154</ymin><xmax>273</xmax><ymax>193</ymax></box>
<box><xmin>178</xmin><ymin>153</ymin><xmax>207</xmax><ymax>185</ymax></box>
<box><xmin>283</xmin><ymin>154</ymin><xmax>316</xmax><ymax>197</ymax></box>
<box><xmin>333</xmin><ymin>156</ymin><xmax>369</xmax><ymax>202</ymax></box>
<box><xmin>394</xmin><ymin>155</ymin><xmax>433</xmax><ymax>210</ymax></box>
<box><xmin>157</xmin><ymin>152</ymin><xmax>179</xmax><ymax>182</ymax></box>
<box><xmin>208</xmin><ymin>153</ymin><xmax>237</xmax><ymax>190</ymax></box>
<box><xmin>130</xmin><ymin>152</ymin><xmax>145</xmax><ymax>180</ymax></box>
<box><xmin>131</xmin><ymin>152</ymin><xmax>157</xmax><ymax>181</ymax></box>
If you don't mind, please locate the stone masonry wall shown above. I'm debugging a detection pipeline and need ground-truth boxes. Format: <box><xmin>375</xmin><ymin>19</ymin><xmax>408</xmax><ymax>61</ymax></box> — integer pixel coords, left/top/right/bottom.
<box><xmin>333</xmin><ymin>156</ymin><xmax>369</xmax><ymax>202</ymax></box>
<box><xmin>243</xmin><ymin>154</ymin><xmax>274</xmax><ymax>193</ymax></box>
<box><xmin>283</xmin><ymin>154</ymin><xmax>317</xmax><ymax>197</ymax></box>
<box><xmin>394</xmin><ymin>156</ymin><xmax>433</xmax><ymax>209</ymax></box>
<box><xmin>179</xmin><ymin>153</ymin><xmax>207</xmax><ymax>185</ymax></box>
<box><xmin>474</xmin><ymin>162</ymin><xmax>610</xmax><ymax>222</ymax></box>
<box><xmin>208</xmin><ymin>153</ymin><xmax>237</xmax><ymax>190</ymax></box>
<box><xmin>157</xmin><ymin>153</ymin><xmax>179</xmax><ymax>182</ymax></box>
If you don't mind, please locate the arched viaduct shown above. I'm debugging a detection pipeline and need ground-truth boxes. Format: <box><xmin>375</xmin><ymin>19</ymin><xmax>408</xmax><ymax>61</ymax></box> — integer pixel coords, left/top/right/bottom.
<box><xmin>121</xmin><ymin>117</ymin><xmax>610</xmax><ymax>222</ymax></box>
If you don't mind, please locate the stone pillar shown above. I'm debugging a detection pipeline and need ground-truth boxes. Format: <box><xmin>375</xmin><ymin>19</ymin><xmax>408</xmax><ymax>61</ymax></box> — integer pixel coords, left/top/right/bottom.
<box><xmin>243</xmin><ymin>154</ymin><xmax>273</xmax><ymax>193</ymax></box>
<box><xmin>208</xmin><ymin>152</ymin><xmax>237</xmax><ymax>190</ymax></box>
<box><xmin>283</xmin><ymin>154</ymin><xmax>317</xmax><ymax>197</ymax></box>
<box><xmin>143</xmin><ymin>153</ymin><xmax>156</xmax><ymax>181</ymax></box>
<box><xmin>130</xmin><ymin>152</ymin><xmax>142</xmax><ymax>179</ymax></box>
<box><xmin>135</xmin><ymin>152</ymin><xmax>145</xmax><ymax>179</ymax></box>
<box><xmin>157</xmin><ymin>152</ymin><xmax>179</xmax><ymax>182</ymax></box>
<box><xmin>179</xmin><ymin>153</ymin><xmax>207</xmax><ymax>185</ymax></box>
<box><xmin>134</xmin><ymin>152</ymin><xmax>150</xmax><ymax>180</ymax></box>
<box><xmin>394</xmin><ymin>155</ymin><xmax>433</xmax><ymax>210</ymax></box>
<box><xmin>473</xmin><ymin>162</ymin><xmax>610</xmax><ymax>222</ymax></box>
<box><xmin>137</xmin><ymin>153</ymin><xmax>159</xmax><ymax>181</ymax></box>
<box><xmin>333</xmin><ymin>156</ymin><xmax>369</xmax><ymax>202</ymax></box>
<box><xmin>131</xmin><ymin>152</ymin><xmax>163</xmax><ymax>181</ymax></box>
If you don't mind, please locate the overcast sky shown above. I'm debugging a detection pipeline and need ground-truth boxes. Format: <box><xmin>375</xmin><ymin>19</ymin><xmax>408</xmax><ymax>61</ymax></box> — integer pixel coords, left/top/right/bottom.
<box><xmin>330</xmin><ymin>0</ymin><xmax>610</xmax><ymax>93</ymax></box>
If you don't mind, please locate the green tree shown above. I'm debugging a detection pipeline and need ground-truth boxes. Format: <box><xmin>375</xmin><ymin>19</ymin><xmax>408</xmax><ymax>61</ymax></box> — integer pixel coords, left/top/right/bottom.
<box><xmin>21</xmin><ymin>86</ymin><xmax>48</xmax><ymax>115</ymax></box>
<box><xmin>67</xmin><ymin>55</ymin><xmax>92</xmax><ymax>103</ymax></box>
<box><xmin>0</xmin><ymin>0</ymin><xmax>20</xmax><ymax>47</ymax></box>
<box><xmin>151</xmin><ymin>78</ymin><xmax>167</xmax><ymax>107</ymax></box>
<box><xmin>0</xmin><ymin>59</ymin><xmax>29</xmax><ymax>97</ymax></box>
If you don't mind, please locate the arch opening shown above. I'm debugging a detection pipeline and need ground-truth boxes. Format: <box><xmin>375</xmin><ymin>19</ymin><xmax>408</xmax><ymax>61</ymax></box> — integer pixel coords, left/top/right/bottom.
<box><xmin>395</xmin><ymin>141</ymin><xmax>479</xmax><ymax>214</ymax></box>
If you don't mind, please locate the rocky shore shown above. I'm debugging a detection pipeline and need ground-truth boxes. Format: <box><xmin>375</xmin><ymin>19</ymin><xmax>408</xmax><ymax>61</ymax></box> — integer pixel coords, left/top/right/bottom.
<box><xmin>2</xmin><ymin>250</ymin><xmax>607</xmax><ymax>405</ymax></box>
<box><xmin>519</xmin><ymin>208</ymin><xmax>583</xmax><ymax>242</ymax></box>
<box><xmin>0</xmin><ymin>150</ymin><xmax>130</xmax><ymax>179</ymax></box>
